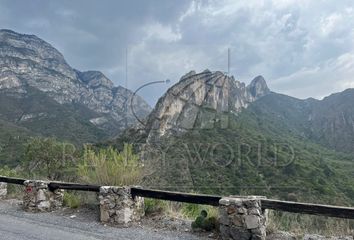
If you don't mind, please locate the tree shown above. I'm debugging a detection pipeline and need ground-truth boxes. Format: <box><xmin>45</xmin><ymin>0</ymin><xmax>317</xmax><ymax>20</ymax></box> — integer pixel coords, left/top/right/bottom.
<box><xmin>23</xmin><ymin>137</ymin><xmax>76</xmax><ymax>180</ymax></box>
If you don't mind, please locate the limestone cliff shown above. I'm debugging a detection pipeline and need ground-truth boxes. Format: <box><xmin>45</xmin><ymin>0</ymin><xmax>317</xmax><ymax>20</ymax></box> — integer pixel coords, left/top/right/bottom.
<box><xmin>145</xmin><ymin>70</ymin><xmax>270</xmax><ymax>142</ymax></box>
<box><xmin>0</xmin><ymin>29</ymin><xmax>151</xmax><ymax>135</ymax></box>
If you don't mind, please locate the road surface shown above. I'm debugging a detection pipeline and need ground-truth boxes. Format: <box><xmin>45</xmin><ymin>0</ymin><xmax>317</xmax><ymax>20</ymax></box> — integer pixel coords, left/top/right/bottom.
<box><xmin>0</xmin><ymin>200</ymin><xmax>209</xmax><ymax>240</ymax></box>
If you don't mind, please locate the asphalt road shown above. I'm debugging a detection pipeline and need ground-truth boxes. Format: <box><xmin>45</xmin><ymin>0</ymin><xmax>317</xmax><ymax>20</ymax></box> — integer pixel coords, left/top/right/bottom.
<box><xmin>0</xmin><ymin>200</ymin><xmax>208</xmax><ymax>240</ymax></box>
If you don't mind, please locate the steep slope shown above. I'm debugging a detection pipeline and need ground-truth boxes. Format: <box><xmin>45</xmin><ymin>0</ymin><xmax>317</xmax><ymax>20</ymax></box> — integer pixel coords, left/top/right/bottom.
<box><xmin>0</xmin><ymin>29</ymin><xmax>151</xmax><ymax>137</ymax></box>
<box><xmin>0</xmin><ymin>87</ymin><xmax>108</xmax><ymax>143</ymax></box>
<box><xmin>235</xmin><ymin>90</ymin><xmax>354</xmax><ymax>155</ymax></box>
<box><xmin>110</xmin><ymin>71</ymin><xmax>354</xmax><ymax>205</ymax></box>
<box><xmin>145</xmin><ymin>70</ymin><xmax>269</xmax><ymax>142</ymax></box>
<box><xmin>309</xmin><ymin>89</ymin><xmax>354</xmax><ymax>153</ymax></box>
<box><xmin>0</xmin><ymin>119</ymin><xmax>32</xmax><ymax>166</ymax></box>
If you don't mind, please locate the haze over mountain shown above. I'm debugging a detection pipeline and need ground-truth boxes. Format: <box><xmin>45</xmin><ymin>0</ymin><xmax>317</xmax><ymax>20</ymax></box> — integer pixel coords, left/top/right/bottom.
<box><xmin>138</xmin><ymin>70</ymin><xmax>354</xmax><ymax>155</ymax></box>
<box><xmin>0</xmin><ymin>29</ymin><xmax>353</xmax><ymax>205</ymax></box>
<box><xmin>0</xmin><ymin>29</ymin><xmax>151</xmax><ymax>164</ymax></box>
<box><xmin>112</xmin><ymin>70</ymin><xmax>354</xmax><ymax>205</ymax></box>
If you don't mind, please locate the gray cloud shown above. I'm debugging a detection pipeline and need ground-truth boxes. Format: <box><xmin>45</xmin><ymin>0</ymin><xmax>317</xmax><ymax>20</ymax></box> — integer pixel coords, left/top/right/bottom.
<box><xmin>1</xmin><ymin>0</ymin><xmax>354</xmax><ymax>104</ymax></box>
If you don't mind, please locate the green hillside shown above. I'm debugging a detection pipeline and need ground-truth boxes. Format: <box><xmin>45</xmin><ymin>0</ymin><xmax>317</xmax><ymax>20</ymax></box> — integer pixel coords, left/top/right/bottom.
<box><xmin>111</xmin><ymin>93</ymin><xmax>354</xmax><ymax>206</ymax></box>
<box><xmin>0</xmin><ymin>119</ymin><xmax>32</xmax><ymax>166</ymax></box>
<box><xmin>0</xmin><ymin>88</ymin><xmax>110</xmax><ymax>165</ymax></box>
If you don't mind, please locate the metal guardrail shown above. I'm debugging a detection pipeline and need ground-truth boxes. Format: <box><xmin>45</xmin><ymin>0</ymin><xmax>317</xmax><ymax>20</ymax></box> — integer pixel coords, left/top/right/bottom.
<box><xmin>48</xmin><ymin>182</ymin><xmax>100</xmax><ymax>192</ymax></box>
<box><xmin>262</xmin><ymin>199</ymin><xmax>354</xmax><ymax>219</ymax></box>
<box><xmin>1</xmin><ymin>176</ymin><xmax>354</xmax><ymax>219</ymax></box>
<box><xmin>131</xmin><ymin>187</ymin><xmax>221</xmax><ymax>206</ymax></box>
<box><xmin>0</xmin><ymin>176</ymin><xmax>26</xmax><ymax>185</ymax></box>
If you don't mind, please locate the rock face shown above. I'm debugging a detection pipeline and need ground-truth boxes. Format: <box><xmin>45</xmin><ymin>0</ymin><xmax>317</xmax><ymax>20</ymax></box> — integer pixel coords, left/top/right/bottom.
<box><xmin>247</xmin><ymin>75</ymin><xmax>270</xmax><ymax>99</ymax></box>
<box><xmin>308</xmin><ymin>89</ymin><xmax>354</xmax><ymax>154</ymax></box>
<box><xmin>244</xmin><ymin>89</ymin><xmax>354</xmax><ymax>155</ymax></box>
<box><xmin>0</xmin><ymin>29</ymin><xmax>151</xmax><ymax>136</ymax></box>
<box><xmin>145</xmin><ymin>70</ymin><xmax>270</xmax><ymax>142</ymax></box>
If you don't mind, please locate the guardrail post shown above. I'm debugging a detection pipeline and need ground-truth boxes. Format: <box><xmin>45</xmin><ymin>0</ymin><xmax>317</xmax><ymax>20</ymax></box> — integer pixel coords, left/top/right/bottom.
<box><xmin>0</xmin><ymin>182</ymin><xmax>7</xmax><ymax>199</ymax></box>
<box><xmin>219</xmin><ymin>196</ymin><xmax>267</xmax><ymax>240</ymax></box>
<box><xmin>23</xmin><ymin>180</ymin><xmax>64</xmax><ymax>212</ymax></box>
<box><xmin>98</xmin><ymin>186</ymin><xmax>144</xmax><ymax>226</ymax></box>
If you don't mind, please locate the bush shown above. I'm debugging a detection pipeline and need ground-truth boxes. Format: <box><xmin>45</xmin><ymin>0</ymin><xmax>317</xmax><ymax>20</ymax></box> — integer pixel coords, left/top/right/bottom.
<box><xmin>191</xmin><ymin>209</ymin><xmax>217</xmax><ymax>231</ymax></box>
<box><xmin>22</xmin><ymin>137</ymin><xmax>76</xmax><ymax>181</ymax></box>
<box><xmin>0</xmin><ymin>165</ymin><xmax>18</xmax><ymax>177</ymax></box>
<box><xmin>144</xmin><ymin>198</ymin><xmax>167</xmax><ymax>215</ymax></box>
<box><xmin>182</xmin><ymin>203</ymin><xmax>218</xmax><ymax>219</ymax></box>
<box><xmin>78</xmin><ymin>144</ymin><xmax>142</xmax><ymax>186</ymax></box>
<box><xmin>63</xmin><ymin>192</ymin><xmax>80</xmax><ymax>209</ymax></box>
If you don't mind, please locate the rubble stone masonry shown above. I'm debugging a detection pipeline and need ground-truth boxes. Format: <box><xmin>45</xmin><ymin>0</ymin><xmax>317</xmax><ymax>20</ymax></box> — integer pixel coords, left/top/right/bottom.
<box><xmin>219</xmin><ymin>196</ymin><xmax>267</xmax><ymax>240</ymax></box>
<box><xmin>99</xmin><ymin>186</ymin><xmax>144</xmax><ymax>226</ymax></box>
<box><xmin>23</xmin><ymin>180</ymin><xmax>63</xmax><ymax>212</ymax></box>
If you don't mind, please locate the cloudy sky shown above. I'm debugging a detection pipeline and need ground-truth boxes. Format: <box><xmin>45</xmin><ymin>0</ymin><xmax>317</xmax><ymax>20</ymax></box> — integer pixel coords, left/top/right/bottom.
<box><xmin>1</xmin><ymin>0</ymin><xmax>354</xmax><ymax>105</ymax></box>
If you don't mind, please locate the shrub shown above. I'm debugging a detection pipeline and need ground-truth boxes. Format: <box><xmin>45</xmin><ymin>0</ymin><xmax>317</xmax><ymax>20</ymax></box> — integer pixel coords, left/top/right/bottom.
<box><xmin>0</xmin><ymin>165</ymin><xmax>18</xmax><ymax>177</ymax></box>
<box><xmin>63</xmin><ymin>192</ymin><xmax>80</xmax><ymax>209</ymax></box>
<box><xmin>144</xmin><ymin>198</ymin><xmax>167</xmax><ymax>215</ymax></box>
<box><xmin>182</xmin><ymin>203</ymin><xmax>218</xmax><ymax>219</ymax></box>
<box><xmin>191</xmin><ymin>209</ymin><xmax>217</xmax><ymax>231</ymax></box>
<box><xmin>22</xmin><ymin>137</ymin><xmax>76</xmax><ymax>181</ymax></box>
<box><xmin>78</xmin><ymin>144</ymin><xmax>142</xmax><ymax>186</ymax></box>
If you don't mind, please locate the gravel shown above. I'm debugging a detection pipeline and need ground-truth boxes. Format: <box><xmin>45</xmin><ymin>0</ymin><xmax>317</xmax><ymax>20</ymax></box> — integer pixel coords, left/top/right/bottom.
<box><xmin>0</xmin><ymin>200</ymin><xmax>212</xmax><ymax>240</ymax></box>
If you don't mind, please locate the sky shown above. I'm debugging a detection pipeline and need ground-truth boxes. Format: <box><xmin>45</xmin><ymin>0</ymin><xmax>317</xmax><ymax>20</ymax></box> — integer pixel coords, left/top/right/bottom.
<box><xmin>1</xmin><ymin>0</ymin><xmax>354</xmax><ymax>106</ymax></box>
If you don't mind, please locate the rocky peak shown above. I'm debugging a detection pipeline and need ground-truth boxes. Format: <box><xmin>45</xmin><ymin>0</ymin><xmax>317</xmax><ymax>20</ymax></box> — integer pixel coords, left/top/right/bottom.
<box><xmin>145</xmin><ymin>70</ymin><xmax>270</xmax><ymax>141</ymax></box>
<box><xmin>247</xmin><ymin>75</ymin><xmax>270</xmax><ymax>99</ymax></box>
<box><xmin>77</xmin><ymin>70</ymin><xmax>114</xmax><ymax>89</ymax></box>
<box><xmin>0</xmin><ymin>29</ymin><xmax>151</xmax><ymax>134</ymax></box>
<box><xmin>0</xmin><ymin>29</ymin><xmax>76</xmax><ymax>80</ymax></box>
<box><xmin>0</xmin><ymin>29</ymin><xmax>67</xmax><ymax>63</ymax></box>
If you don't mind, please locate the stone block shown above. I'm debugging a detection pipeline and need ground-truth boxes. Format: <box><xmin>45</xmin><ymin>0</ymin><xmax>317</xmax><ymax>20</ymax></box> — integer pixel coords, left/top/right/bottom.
<box><xmin>100</xmin><ymin>208</ymin><xmax>110</xmax><ymax>222</ymax></box>
<box><xmin>98</xmin><ymin>186</ymin><xmax>145</xmax><ymax>226</ymax></box>
<box><xmin>219</xmin><ymin>196</ymin><xmax>267</xmax><ymax>240</ymax></box>
<box><xmin>23</xmin><ymin>180</ymin><xmax>63</xmax><ymax>212</ymax></box>
<box><xmin>230</xmin><ymin>227</ymin><xmax>252</xmax><ymax>240</ymax></box>
<box><xmin>0</xmin><ymin>182</ymin><xmax>7</xmax><ymax>199</ymax></box>
<box><xmin>231</xmin><ymin>214</ymin><xmax>244</xmax><ymax>227</ymax></box>
<box><xmin>245</xmin><ymin>215</ymin><xmax>260</xmax><ymax>229</ymax></box>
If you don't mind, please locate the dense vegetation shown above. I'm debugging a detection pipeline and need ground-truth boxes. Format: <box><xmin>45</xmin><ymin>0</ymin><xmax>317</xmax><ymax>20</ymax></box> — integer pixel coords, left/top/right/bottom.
<box><xmin>142</xmin><ymin>122</ymin><xmax>354</xmax><ymax>206</ymax></box>
<box><xmin>0</xmin><ymin>92</ymin><xmax>353</xmax><ymax>235</ymax></box>
<box><xmin>0</xmin><ymin>87</ymin><xmax>112</xmax><ymax>166</ymax></box>
<box><xmin>1</xmin><ymin>135</ymin><xmax>353</xmax><ymax>236</ymax></box>
<box><xmin>1</xmin><ymin>137</ymin><xmax>140</xmax><ymax>184</ymax></box>
<box><xmin>108</xmin><ymin>94</ymin><xmax>354</xmax><ymax>207</ymax></box>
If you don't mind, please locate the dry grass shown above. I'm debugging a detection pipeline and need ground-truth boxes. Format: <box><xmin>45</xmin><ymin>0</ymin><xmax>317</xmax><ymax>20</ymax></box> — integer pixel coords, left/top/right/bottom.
<box><xmin>144</xmin><ymin>198</ymin><xmax>218</xmax><ymax>220</ymax></box>
<box><xmin>78</xmin><ymin>144</ymin><xmax>142</xmax><ymax>186</ymax></box>
<box><xmin>267</xmin><ymin>210</ymin><xmax>354</xmax><ymax>237</ymax></box>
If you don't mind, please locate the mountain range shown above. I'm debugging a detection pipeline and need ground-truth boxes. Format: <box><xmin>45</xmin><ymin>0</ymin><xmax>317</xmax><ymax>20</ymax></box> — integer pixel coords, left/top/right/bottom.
<box><xmin>0</xmin><ymin>29</ymin><xmax>151</xmax><ymax>164</ymax></box>
<box><xmin>111</xmin><ymin>70</ymin><xmax>354</xmax><ymax>205</ymax></box>
<box><xmin>0</xmin><ymin>29</ymin><xmax>353</xmax><ymax>205</ymax></box>
<box><xmin>140</xmin><ymin>70</ymin><xmax>354</xmax><ymax>155</ymax></box>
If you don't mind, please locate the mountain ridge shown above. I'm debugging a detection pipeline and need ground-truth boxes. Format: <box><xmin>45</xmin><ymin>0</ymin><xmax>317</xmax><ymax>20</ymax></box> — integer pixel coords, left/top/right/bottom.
<box><xmin>107</xmin><ymin>71</ymin><xmax>354</xmax><ymax>205</ymax></box>
<box><xmin>0</xmin><ymin>29</ymin><xmax>152</xmax><ymax>140</ymax></box>
<box><xmin>144</xmin><ymin>70</ymin><xmax>271</xmax><ymax>142</ymax></box>
<box><xmin>0</xmin><ymin>29</ymin><xmax>152</xmax><ymax>164</ymax></box>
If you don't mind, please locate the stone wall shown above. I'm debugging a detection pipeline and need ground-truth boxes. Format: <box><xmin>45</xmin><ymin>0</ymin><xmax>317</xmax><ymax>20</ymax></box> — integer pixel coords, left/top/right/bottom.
<box><xmin>0</xmin><ymin>182</ymin><xmax>7</xmax><ymax>199</ymax></box>
<box><xmin>99</xmin><ymin>186</ymin><xmax>144</xmax><ymax>226</ymax></box>
<box><xmin>23</xmin><ymin>180</ymin><xmax>64</xmax><ymax>212</ymax></box>
<box><xmin>219</xmin><ymin>196</ymin><xmax>267</xmax><ymax>240</ymax></box>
